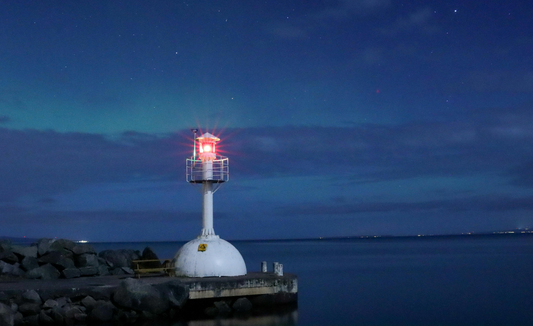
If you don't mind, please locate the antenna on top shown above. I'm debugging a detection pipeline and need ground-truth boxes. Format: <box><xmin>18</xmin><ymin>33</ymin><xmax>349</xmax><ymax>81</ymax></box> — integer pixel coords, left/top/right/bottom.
<box><xmin>191</xmin><ymin>129</ymin><xmax>198</xmax><ymax>160</ymax></box>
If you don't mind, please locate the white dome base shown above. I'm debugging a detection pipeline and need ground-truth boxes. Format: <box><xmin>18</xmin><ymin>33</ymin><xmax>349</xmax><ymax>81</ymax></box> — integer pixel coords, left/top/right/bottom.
<box><xmin>173</xmin><ymin>236</ymin><xmax>247</xmax><ymax>277</ymax></box>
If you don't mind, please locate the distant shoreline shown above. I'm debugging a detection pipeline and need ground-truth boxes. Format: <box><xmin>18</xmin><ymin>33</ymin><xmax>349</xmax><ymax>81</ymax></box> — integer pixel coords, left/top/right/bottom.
<box><xmin>2</xmin><ymin>228</ymin><xmax>531</xmax><ymax>244</ymax></box>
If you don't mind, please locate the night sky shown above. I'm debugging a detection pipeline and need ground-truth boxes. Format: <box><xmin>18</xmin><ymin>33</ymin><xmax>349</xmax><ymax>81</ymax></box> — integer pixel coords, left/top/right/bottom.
<box><xmin>1</xmin><ymin>1</ymin><xmax>532</xmax><ymax>242</ymax></box>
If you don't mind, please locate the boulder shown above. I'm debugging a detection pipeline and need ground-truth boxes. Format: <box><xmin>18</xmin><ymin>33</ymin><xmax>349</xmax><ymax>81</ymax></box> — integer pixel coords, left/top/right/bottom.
<box><xmin>22</xmin><ymin>290</ymin><xmax>42</xmax><ymax>304</ymax></box>
<box><xmin>36</xmin><ymin>238</ymin><xmax>54</xmax><ymax>257</ymax></box>
<box><xmin>99</xmin><ymin>249</ymin><xmax>140</xmax><ymax>268</ymax></box>
<box><xmin>0</xmin><ymin>302</ymin><xmax>14</xmax><ymax>326</ymax></box>
<box><xmin>79</xmin><ymin>266</ymin><xmax>98</xmax><ymax>277</ymax></box>
<box><xmin>42</xmin><ymin>299</ymin><xmax>58</xmax><ymax>309</ymax></box>
<box><xmin>55</xmin><ymin>297</ymin><xmax>69</xmax><ymax>308</ymax></box>
<box><xmin>0</xmin><ymin>250</ymin><xmax>19</xmax><ymax>264</ymax></box>
<box><xmin>0</xmin><ymin>261</ymin><xmax>24</xmax><ymax>277</ymax></box>
<box><xmin>26</xmin><ymin>263</ymin><xmax>60</xmax><ymax>280</ymax></box>
<box><xmin>154</xmin><ymin>280</ymin><xmax>189</xmax><ymax>308</ymax></box>
<box><xmin>90</xmin><ymin>301</ymin><xmax>115</xmax><ymax>322</ymax></box>
<box><xmin>81</xmin><ymin>296</ymin><xmax>97</xmax><ymax>311</ymax></box>
<box><xmin>140</xmin><ymin>247</ymin><xmax>161</xmax><ymax>269</ymax></box>
<box><xmin>97</xmin><ymin>264</ymin><xmax>110</xmax><ymax>276</ymax></box>
<box><xmin>0</xmin><ymin>239</ymin><xmax>11</xmax><ymax>252</ymax></box>
<box><xmin>18</xmin><ymin>303</ymin><xmax>41</xmax><ymax>316</ymax></box>
<box><xmin>50</xmin><ymin>307</ymin><xmax>65</xmax><ymax>324</ymax></box>
<box><xmin>10</xmin><ymin>245</ymin><xmax>38</xmax><ymax>259</ymax></box>
<box><xmin>49</xmin><ymin>239</ymin><xmax>76</xmax><ymax>252</ymax></box>
<box><xmin>22</xmin><ymin>314</ymin><xmax>39</xmax><ymax>326</ymax></box>
<box><xmin>62</xmin><ymin>268</ymin><xmax>81</xmax><ymax>279</ymax></box>
<box><xmin>214</xmin><ymin>301</ymin><xmax>232</xmax><ymax>315</ymax></box>
<box><xmin>21</xmin><ymin>256</ymin><xmax>39</xmax><ymax>272</ymax></box>
<box><xmin>75</xmin><ymin>253</ymin><xmax>99</xmax><ymax>268</ymax></box>
<box><xmin>71</xmin><ymin>244</ymin><xmax>96</xmax><ymax>255</ymax></box>
<box><xmin>38</xmin><ymin>310</ymin><xmax>54</xmax><ymax>325</ymax></box>
<box><xmin>110</xmin><ymin>267</ymin><xmax>125</xmax><ymax>275</ymax></box>
<box><xmin>232</xmin><ymin>297</ymin><xmax>253</xmax><ymax>312</ymax></box>
<box><xmin>38</xmin><ymin>251</ymin><xmax>75</xmax><ymax>270</ymax></box>
<box><xmin>121</xmin><ymin>267</ymin><xmax>134</xmax><ymax>275</ymax></box>
<box><xmin>65</xmin><ymin>305</ymin><xmax>87</xmax><ymax>324</ymax></box>
<box><xmin>113</xmin><ymin>278</ymin><xmax>169</xmax><ymax>315</ymax></box>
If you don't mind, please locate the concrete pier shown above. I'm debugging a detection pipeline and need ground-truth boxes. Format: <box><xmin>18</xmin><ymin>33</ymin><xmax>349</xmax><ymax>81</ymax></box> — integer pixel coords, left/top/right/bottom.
<box><xmin>182</xmin><ymin>272</ymin><xmax>297</xmax><ymax>300</ymax></box>
<box><xmin>0</xmin><ymin>272</ymin><xmax>297</xmax><ymax>324</ymax></box>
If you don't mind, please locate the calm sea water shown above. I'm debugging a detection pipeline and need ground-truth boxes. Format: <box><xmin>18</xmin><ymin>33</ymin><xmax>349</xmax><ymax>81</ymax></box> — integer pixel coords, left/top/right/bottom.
<box><xmin>91</xmin><ymin>235</ymin><xmax>533</xmax><ymax>326</ymax></box>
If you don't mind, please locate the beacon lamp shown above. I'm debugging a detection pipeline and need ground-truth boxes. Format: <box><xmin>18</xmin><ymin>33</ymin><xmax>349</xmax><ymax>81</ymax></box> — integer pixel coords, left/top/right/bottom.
<box><xmin>173</xmin><ymin>131</ymin><xmax>247</xmax><ymax>277</ymax></box>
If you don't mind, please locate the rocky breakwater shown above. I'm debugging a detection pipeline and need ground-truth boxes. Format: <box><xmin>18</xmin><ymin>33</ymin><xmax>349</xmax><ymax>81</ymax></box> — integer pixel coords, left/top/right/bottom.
<box><xmin>0</xmin><ymin>238</ymin><xmax>148</xmax><ymax>280</ymax></box>
<box><xmin>0</xmin><ymin>238</ymin><xmax>189</xmax><ymax>325</ymax></box>
<box><xmin>0</xmin><ymin>238</ymin><xmax>264</xmax><ymax>325</ymax></box>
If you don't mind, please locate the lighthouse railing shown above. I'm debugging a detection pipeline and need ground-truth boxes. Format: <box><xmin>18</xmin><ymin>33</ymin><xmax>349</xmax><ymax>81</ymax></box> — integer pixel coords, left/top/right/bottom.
<box><xmin>186</xmin><ymin>157</ymin><xmax>229</xmax><ymax>183</ymax></box>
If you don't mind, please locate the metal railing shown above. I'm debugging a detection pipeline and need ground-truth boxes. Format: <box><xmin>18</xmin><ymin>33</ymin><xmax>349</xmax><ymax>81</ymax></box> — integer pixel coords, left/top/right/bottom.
<box><xmin>186</xmin><ymin>157</ymin><xmax>229</xmax><ymax>183</ymax></box>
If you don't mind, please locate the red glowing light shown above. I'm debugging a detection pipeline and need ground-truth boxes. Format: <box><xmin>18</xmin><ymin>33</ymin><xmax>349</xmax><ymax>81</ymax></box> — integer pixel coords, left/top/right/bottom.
<box><xmin>203</xmin><ymin>144</ymin><xmax>212</xmax><ymax>152</ymax></box>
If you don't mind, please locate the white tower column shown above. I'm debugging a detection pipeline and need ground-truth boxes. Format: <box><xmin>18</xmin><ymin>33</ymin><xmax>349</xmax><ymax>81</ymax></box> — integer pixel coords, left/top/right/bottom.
<box><xmin>201</xmin><ymin>159</ymin><xmax>215</xmax><ymax>237</ymax></box>
<box><xmin>201</xmin><ymin>181</ymin><xmax>215</xmax><ymax>236</ymax></box>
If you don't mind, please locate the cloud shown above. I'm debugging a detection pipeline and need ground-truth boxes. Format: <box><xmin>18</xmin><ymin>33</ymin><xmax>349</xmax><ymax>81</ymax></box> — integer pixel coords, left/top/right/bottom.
<box><xmin>277</xmin><ymin>195</ymin><xmax>533</xmax><ymax>216</ymax></box>
<box><xmin>0</xmin><ymin>104</ymin><xmax>531</xmax><ymax>205</ymax></box>
<box><xmin>0</xmin><ymin>115</ymin><xmax>10</xmax><ymax>123</ymax></box>
<box><xmin>0</xmin><ymin>128</ymin><xmax>184</xmax><ymax>202</ymax></box>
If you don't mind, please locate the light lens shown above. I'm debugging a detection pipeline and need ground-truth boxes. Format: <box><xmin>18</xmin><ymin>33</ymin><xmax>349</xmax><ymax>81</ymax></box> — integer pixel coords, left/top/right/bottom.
<box><xmin>203</xmin><ymin>144</ymin><xmax>212</xmax><ymax>153</ymax></box>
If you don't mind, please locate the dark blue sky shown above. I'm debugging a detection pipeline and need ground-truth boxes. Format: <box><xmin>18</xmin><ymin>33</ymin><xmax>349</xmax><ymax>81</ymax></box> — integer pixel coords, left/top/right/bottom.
<box><xmin>1</xmin><ymin>0</ymin><xmax>532</xmax><ymax>241</ymax></box>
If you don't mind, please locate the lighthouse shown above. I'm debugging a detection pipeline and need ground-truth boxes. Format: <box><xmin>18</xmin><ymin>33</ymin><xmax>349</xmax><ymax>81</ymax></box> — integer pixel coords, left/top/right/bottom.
<box><xmin>172</xmin><ymin>130</ymin><xmax>247</xmax><ymax>277</ymax></box>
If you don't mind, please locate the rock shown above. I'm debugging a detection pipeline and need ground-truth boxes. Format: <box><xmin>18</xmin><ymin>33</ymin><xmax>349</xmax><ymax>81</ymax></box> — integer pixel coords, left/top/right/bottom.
<box><xmin>213</xmin><ymin>301</ymin><xmax>232</xmax><ymax>315</ymax></box>
<box><xmin>22</xmin><ymin>314</ymin><xmax>39</xmax><ymax>326</ymax></box>
<box><xmin>204</xmin><ymin>306</ymin><xmax>218</xmax><ymax>317</ymax></box>
<box><xmin>62</xmin><ymin>268</ymin><xmax>81</xmax><ymax>279</ymax></box>
<box><xmin>21</xmin><ymin>256</ymin><xmax>39</xmax><ymax>271</ymax></box>
<box><xmin>55</xmin><ymin>297</ymin><xmax>69</xmax><ymax>307</ymax></box>
<box><xmin>75</xmin><ymin>253</ymin><xmax>99</xmax><ymax>268</ymax></box>
<box><xmin>154</xmin><ymin>280</ymin><xmax>189</xmax><ymax>308</ymax></box>
<box><xmin>81</xmin><ymin>296</ymin><xmax>97</xmax><ymax>311</ymax></box>
<box><xmin>22</xmin><ymin>290</ymin><xmax>42</xmax><ymax>304</ymax></box>
<box><xmin>113</xmin><ymin>278</ymin><xmax>169</xmax><ymax>315</ymax></box>
<box><xmin>14</xmin><ymin>312</ymin><xmax>23</xmax><ymax>326</ymax></box>
<box><xmin>36</xmin><ymin>238</ymin><xmax>55</xmax><ymax>257</ymax></box>
<box><xmin>121</xmin><ymin>267</ymin><xmax>134</xmax><ymax>275</ymax></box>
<box><xmin>99</xmin><ymin>249</ymin><xmax>140</xmax><ymax>268</ymax></box>
<box><xmin>0</xmin><ymin>240</ymin><xmax>11</xmax><ymax>252</ymax></box>
<box><xmin>38</xmin><ymin>251</ymin><xmax>75</xmax><ymax>270</ymax></box>
<box><xmin>90</xmin><ymin>301</ymin><xmax>114</xmax><ymax>322</ymax></box>
<box><xmin>38</xmin><ymin>310</ymin><xmax>54</xmax><ymax>325</ymax></box>
<box><xmin>0</xmin><ymin>302</ymin><xmax>14</xmax><ymax>326</ymax></box>
<box><xmin>232</xmin><ymin>297</ymin><xmax>253</xmax><ymax>312</ymax></box>
<box><xmin>42</xmin><ymin>299</ymin><xmax>58</xmax><ymax>309</ymax></box>
<box><xmin>0</xmin><ymin>250</ymin><xmax>19</xmax><ymax>264</ymax></box>
<box><xmin>79</xmin><ymin>266</ymin><xmax>98</xmax><ymax>276</ymax></box>
<box><xmin>10</xmin><ymin>245</ymin><xmax>38</xmax><ymax>259</ymax></box>
<box><xmin>97</xmin><ymin>264</ymin><xmax>110</xmax><ymax>276</ymax></box>
<box><xmin>140</xmin><ymin>247</ymin><xmax>160</xmax><ymax>268</ymax></box>
<box><xmin>71</xmin><ymin>244</ymin><xmax>96</xmax><ymax>255</ymax></box>
<box><xmin>0</xmin><ymin>261</ymin><xmax>24</xmax><ymax>277</ymax></box>
<box><xmin>88</xmin><ymin>286</ymin><xmax>113</xmax><ymax>301</ymax></box>
<box><xmin>26</xmin><ymin>263</ymin><xmax>60</xmax><ymax>280</ymax></box>
<box><xmin>50</xmin><ymin>306</ymin><xmax>65</xmax><ymax>324</ymax></box>
<box><xmin>110</xmin><ymin>267</ymin><xmax>125</xmax><ymax>275</ymax></box>
<box><xmin>64</xmin><ymin>306</ymin><xmax>84</xmax><ymax>324</ymax></box>
<box><xmin>18</xmin><ymin>303</ymin><xmax>41</xmax><ymax>316</ymax></box>
<box><xmin>49</xmin><ymin>239</ymin><xmax>76</xmax><ymax>252</ymax></box>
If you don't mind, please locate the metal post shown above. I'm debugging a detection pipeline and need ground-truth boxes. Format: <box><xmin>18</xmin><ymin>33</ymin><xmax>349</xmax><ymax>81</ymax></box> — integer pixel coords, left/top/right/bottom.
<box><xmin>261</xmin><ymin>261</ymin><xmax>267</xmax><ymax>272</ymax></box>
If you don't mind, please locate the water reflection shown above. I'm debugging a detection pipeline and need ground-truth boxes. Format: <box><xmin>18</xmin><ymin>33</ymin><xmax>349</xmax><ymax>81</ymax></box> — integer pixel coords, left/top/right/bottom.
<box><xmin>182</xmin><ymin>307</ymin><xmax>298</xmax><ymax>326</ymax></box>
